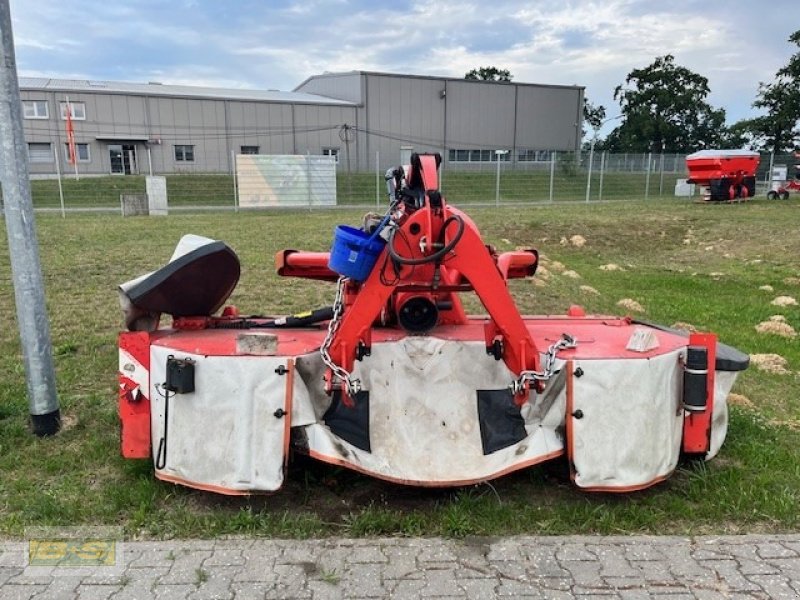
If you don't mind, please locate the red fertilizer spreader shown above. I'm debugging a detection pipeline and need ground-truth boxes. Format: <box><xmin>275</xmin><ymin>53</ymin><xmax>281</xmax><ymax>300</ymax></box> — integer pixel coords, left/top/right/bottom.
<box><xmin>685</xmin><ymin>150</ymin><xmax>759</xmax><ymax>202</ymax></box>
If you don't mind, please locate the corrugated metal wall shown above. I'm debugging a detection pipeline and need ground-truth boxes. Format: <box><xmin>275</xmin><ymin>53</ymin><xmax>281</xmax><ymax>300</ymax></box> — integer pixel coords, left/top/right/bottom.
<box><xmin>20</xmin><ymin>72</ymin><xmax>582</xmax><ymax>176</ymax></box>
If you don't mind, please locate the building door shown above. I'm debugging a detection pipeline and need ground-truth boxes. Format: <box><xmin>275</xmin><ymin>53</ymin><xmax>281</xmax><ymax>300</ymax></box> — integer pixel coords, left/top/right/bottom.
<box><xmin>109</xmin><ymin>144</ymin><xmax>138</xmax><ymax>174</ymax></box>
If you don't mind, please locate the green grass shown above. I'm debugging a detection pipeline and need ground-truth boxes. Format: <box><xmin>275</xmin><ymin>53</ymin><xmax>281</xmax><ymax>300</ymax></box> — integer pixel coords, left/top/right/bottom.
<box><xmin>0</xmin><ymin>197</ymin><xmax>798</xmax><ymax>539</ymax></box>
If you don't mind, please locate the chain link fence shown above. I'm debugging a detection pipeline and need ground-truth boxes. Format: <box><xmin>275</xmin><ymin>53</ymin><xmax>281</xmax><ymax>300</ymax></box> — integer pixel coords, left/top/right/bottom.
<box><xmin>24</xmin><ymin>151</ymin><xmax>799</xmax><ymax>212</ymax></box>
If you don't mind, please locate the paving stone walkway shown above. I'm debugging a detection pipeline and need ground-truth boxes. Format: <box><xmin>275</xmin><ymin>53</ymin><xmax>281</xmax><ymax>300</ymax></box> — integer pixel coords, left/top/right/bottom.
<box><xmin>1</xmin><ymin>534</ymin><xmax>799</xmax><ymax>599</ymax></box>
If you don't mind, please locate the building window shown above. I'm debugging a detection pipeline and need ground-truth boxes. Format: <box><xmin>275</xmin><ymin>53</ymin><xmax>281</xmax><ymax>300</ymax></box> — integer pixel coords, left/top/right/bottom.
<box><xmin>448</xmin><ymin>149</ymin><xmax>510</xmax><ymax>162</ymax></box>
<box><xmin>63</xmin><ymin>143</ymin><xmax>91</xmax><ymax>162</ymax></box>
<box><xmin>518</xmin><ymin>149</ymin><xmax>552</xmax><ymax>162</ymax></box>
<box><xmin>59</xmin><ymin>101</ymin><xmax>86</xmax><ymax>120</ymax></box>
<box><xmin>22</xmin><ymin>100</ymin><xmax>48</xmax><ymax>119</ymax></box>
<box><xmin>322</xmin><ymin>147</ymin><xmax>339</xmax><ymax>162</ymax></box>
<box><xmin>27</xmin><ymin>142</ymin><xmax>53</xmax><ymax>163</ymax></box>
<box><xmin>174</xmin><ymin>145</ymin><xmax>195</xmax><ymax>162</ymax></box>
<box><xmin>240</xmin><ymin>145</ymin><xmax>259</xmax><ymax>155</ymax></box>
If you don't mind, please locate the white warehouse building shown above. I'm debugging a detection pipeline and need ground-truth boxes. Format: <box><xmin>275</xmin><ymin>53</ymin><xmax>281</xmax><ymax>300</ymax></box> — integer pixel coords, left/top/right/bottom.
<box><xmin>19</xmin><ymin>71</ymin><xmax>584</xmax><ymax>176</ymax></box>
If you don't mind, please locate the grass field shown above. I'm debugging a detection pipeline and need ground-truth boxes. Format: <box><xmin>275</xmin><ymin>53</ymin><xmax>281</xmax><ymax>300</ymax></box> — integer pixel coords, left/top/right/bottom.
<box><xmin>27</xmin><ymin>170</ymin><xmax>685</xmax><ymax>208</ymax></box>
<box><xmin>0</xmin><ymin>197</ymin><xmax>798</xmax><ymax>539</ymax></box>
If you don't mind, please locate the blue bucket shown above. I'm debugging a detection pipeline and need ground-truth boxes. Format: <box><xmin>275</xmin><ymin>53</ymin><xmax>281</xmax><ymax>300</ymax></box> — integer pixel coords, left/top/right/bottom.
<box><xmin>328</xmin><ymin>225</ymin><xmax>386</xmax><ymax>281</ymax></box>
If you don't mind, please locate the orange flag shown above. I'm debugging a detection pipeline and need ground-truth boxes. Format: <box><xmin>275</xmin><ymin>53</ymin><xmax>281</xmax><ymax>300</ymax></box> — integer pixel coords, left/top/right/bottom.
<box><xmin>65</xmin><ymin>100</ymin><xmax>76</xmax><ymax>165</ymax></box>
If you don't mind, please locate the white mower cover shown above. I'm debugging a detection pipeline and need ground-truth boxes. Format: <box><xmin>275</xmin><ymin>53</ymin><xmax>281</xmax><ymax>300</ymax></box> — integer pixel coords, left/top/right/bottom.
<box><xmin>146</xmin><ymin>338</ymin><xmax>730</xmax><ymax>493</ymax></box>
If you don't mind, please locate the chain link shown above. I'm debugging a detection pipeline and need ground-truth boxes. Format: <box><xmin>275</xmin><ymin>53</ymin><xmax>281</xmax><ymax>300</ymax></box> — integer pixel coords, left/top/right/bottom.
<box><xmin>320</xmin><ymin>276</ymin><xmax>362</xmax><ymax>396</ymax></box>
<box><xmin>510</xmin><ymin>333</ymin><xmax>577</xmax><ymax>395</ymax></box>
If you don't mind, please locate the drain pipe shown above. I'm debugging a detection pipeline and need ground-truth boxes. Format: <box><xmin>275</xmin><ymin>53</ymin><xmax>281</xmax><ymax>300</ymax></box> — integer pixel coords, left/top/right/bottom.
<box><xmin>0</xmin><ymin>0</ymin><xmax>60</xmax><ymax>435</ymax></box>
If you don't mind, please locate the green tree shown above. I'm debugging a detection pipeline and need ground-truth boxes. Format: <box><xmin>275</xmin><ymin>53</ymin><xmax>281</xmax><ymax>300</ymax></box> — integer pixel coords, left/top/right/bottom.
<box><xmin>583</xmin><ymin>98</ymin><xmax>607</xmax><ymax>132</ymax></box>
<box><xmin>738</xmin><ymin>30</ymin><xmax>800</xmax><ymax>153</ymax></box>
<box><xmin>464</xmin><ymin>67</ymin><xmax>512</xmax><ymax>82</ymax></box>
<box><xmin>605</xmin><ymin>55</ymin><xmax>727</xmax><ymax>153</ymax></box>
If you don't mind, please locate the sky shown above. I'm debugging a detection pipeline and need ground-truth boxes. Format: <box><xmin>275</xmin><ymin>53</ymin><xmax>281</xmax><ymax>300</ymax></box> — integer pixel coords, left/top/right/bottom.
<box><xmin>10</xmin><ymin>0</ymin><xmax>799</xmax><ymax>138</ymax></box>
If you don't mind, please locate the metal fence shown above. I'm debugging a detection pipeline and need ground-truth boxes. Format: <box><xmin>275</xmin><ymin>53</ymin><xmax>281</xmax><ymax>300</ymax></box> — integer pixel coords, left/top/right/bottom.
<box><xmin>23</xmin><ymin>152</ymin><xmax>799</xmax><ymax>213</ymax></box>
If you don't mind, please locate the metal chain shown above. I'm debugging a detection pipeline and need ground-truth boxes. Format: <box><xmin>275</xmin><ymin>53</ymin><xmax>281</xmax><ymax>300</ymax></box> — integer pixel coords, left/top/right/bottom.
<box><xmin>320</xmin><ymin>276</ymin><xmax>362</xmax><ymax>396</ymax></box>
<box><xmin>510</xmin><ymin>333</ymin><xmax>577</xmax><ymax>395</ymax></box>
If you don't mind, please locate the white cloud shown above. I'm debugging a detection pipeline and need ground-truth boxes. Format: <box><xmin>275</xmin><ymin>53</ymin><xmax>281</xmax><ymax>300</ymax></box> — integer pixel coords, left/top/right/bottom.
<box><xmin>9</xmin><ymin>0</ymin><xmax>799</xmax><ymax>126</ymax></box>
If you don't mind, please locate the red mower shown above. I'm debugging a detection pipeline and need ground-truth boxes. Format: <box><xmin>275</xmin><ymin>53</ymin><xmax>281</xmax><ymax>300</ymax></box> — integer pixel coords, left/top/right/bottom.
<box><xmin>685</xmin><ymin>149</ymin><xmax>759</xmax><ymax>202</ymax></box>
<box><xmin>117</xmin><ymin>153</ymin><xmax>748</xmax><ymax>495</ymax></box>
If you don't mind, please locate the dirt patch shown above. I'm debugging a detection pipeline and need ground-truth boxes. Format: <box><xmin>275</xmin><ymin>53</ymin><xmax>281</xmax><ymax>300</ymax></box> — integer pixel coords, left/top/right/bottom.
<box><xmin>750</xmin><ymin>353</ymin><xmax>791</xmax><ymax>374</ymax></box>
<box><xmin>671</xmin><ymin>321</ymin><xmax>697</xmax><ymax>333</ymax></box>
<box><xmin>769</xmin><ymin>419</ymin><xmax>800</xmax><ymax>431</ymax></box>
<box><xmin>569</xmin><ymin>235</ymin><xmax>586</xmax><ymax>248</ymax></box>
<box><xmin>599</xmin><ymin>263</ymin><xmax>624</xmax><ymax>272</ymax></box>
<box><xmin>771</xmin><ymin>296</ymin><xmax>798</xmax><ymax>307</ymax></box>
<box><xmin>562</xmin><ymin>270</ymin><xmax>581</xmax><ymax>279</ymax></box>
<box><xmin>769</xmin><ymin>315</ymin><xmax>787</xmax><ymax>323</ymax></box>
<box><xmin>60</xmin><ymin>412</ymin><xmax>79</xmax><ymax>431</ymax></box>
<box><xmin>579</xmin><ymin>285</ymin><xmax>600</xmax><ymax>295</ymax></box>
<box><xmin>783</xmin><ymin>277</ymin><xmax>800</xmax><ymax>286</ymax></box>
<box><xmin>617</xmin><ymin>298</ymin><xmax>645</xmax><ymax>313</ymax></box>
<box><xmin>536</xmin><ymin>266</ymin><xmax>551</xmax><ymax>280</ymax></box>
<box><xmin>709</xmin><ymin>272</ymin><xmax>724</xmax><ymax>280</ymax></box>
<box><xmin>755</xmin><ymin>319</ymin><xmax>796</xmax><ymax>338</ymax></box>
<box><xmin>727</xmin><ymin>393</ymin><xmax>754</xmax><ymax>408</ymax></box>
<box><xmin>548</xmin><ymin>261</ymin><xmax>565</xmax><ymax>273</ymax></box>
<box><xmin>759</xmin><ymin>285</ymin><xmax>774</xmax><ymax>292</ymax></box>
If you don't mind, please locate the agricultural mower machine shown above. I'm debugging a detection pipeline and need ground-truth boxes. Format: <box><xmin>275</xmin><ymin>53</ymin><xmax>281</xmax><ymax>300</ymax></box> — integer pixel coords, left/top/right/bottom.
<box><xmin>685</xmin><ymin>149</ymin><xmax>759</xmax><ymax>202</ymax></box>
<box><xmin>118</xmin><ymin>153</ymin><xmax>748</xmax><ymax>494</ymax></box>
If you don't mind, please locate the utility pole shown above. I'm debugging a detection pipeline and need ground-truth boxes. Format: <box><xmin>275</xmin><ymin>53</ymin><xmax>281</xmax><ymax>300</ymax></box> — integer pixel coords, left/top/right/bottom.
<box><xmin>0</xmin><ymin>0</ymin><xmax>60</xmax><ymax>436</ymax></box>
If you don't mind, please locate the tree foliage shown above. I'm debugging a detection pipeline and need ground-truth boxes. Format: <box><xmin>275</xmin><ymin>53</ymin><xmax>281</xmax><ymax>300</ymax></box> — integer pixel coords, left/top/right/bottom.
<box><xmin>605</xmin><ymin>55</ymin><xmax>727</xmax><ymax>153</ymax></box>
<box><xmin>464</xmin><ymin>67</ymin><xmax>513</xmax><ymax>82</ymax></box>
<box><xmin>583</xmin><ymin>98</ymin><xmax>607</xmax><ymax>132</ymax></box>
<box><xmin>737</xmin><ymin>30</ymin><xmax>800</xmax><ymax>153</ymax></box>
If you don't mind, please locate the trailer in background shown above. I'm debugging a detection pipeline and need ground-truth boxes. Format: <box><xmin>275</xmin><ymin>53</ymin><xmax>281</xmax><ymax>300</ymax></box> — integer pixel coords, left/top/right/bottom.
<box><xmin>685</xmin><ymin>150</ymin><xmax>759</xmax><ymax>202</ymax></box>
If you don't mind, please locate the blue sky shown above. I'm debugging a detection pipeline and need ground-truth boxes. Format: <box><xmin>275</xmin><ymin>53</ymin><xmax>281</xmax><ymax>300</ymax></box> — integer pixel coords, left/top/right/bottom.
<box><xmin>11</xmin><ymin>0</ymin><xmax>799</xmax><ymax>137</ymax></box>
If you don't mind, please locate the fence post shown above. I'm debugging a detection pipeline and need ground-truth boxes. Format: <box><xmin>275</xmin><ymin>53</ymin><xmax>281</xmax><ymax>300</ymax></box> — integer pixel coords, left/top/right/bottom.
<box><xmin>585</xmin><ymin>138</ymin><xmax>595</xmax><ymax>203</ymax></box>
<box><xmin>54</xmin><ymin>147</ymin><xmax>65</xmax><ymax>218</ymax></box>
<box><xmin>598</xmin><ymin>151</ymin><xmax>606</xmax><ymax>201</ymax></box>
<box><xmin>231</xmin><ymin>150</ymin><xmax>238</xmax><ymax>212</ymax></box>
<box><xmin>659</xmin><ymin>151</ymin><xmax>665</xmax><ymax>196</ymax></box>
<box><xmin>645</xmin><ymin>152</ymin><xmax>652</xmax><ymax>200</ymax></box>
<box><xmin>549</xmin><ymin>151</ymin><xmax>556</xmax><ymax>203</ymax></box>
<box><xmin>375</xmin><ymin>151</ymin><xmax>380</xmax><ymax>207</ymax></box>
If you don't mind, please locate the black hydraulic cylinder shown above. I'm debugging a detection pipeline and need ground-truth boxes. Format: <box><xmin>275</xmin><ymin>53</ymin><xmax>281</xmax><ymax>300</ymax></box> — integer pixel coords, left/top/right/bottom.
<box><xmin>683</xmin><ymin>346</ymin><xmax>708</xmax><ymax>412</ymax></box>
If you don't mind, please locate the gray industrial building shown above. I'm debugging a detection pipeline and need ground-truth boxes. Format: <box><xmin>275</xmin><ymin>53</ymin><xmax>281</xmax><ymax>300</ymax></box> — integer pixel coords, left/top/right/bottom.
<box><xmin>19</xmin><ymin>71</ymin><xmax>584</xmax><ymax>176</ymax></box>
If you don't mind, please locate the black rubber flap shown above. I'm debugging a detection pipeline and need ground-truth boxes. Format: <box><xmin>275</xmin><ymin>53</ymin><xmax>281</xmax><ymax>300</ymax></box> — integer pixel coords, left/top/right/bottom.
<box><xmin>477</xmin><ymin>389</ymin><xmax>527</xmax><ymax>455</ymax></box>
<box><xmin>323</xmin><ymin>390</ymin><xmax>371</xmax><ymax>452</ymax></box>
<box><xmin>632</xmin><ymin>320</ymin><xmax>750</xmax><ymax>372</ymax></box>
<box><xmin>126</xmin><ymin>241</ymin><xmax>240</xmax><ymax>316</ymax></box>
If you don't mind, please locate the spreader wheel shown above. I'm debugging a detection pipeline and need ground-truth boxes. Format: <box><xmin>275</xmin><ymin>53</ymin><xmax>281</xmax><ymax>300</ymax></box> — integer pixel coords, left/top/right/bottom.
<box><xmin>767</xmin><ymin>191</ymin><xmax>778</xmax><ymax>200</ymax></box>
<box><xmin>781</xmin><ymin>191</ymin><xmax>790</xmax><ymax>200</ymax></box>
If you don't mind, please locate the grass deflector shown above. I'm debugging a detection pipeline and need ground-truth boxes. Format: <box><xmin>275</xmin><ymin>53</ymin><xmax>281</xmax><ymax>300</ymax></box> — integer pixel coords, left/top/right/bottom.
<box><xmin>117</xmin><ymin>153</ymin><xmax>749</xmax><ymax>495</ymax></box>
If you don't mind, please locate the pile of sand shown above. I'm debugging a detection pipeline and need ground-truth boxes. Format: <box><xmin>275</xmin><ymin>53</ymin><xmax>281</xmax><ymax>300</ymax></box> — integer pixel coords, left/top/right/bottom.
<box><xmin>617</xmin><ymin>298</ymin><xmax>645</xmax><ymax>313</ymax></box>
<box><xmin>671</xmin><ymin>321</ymin><xmax>698</xmax><ymax>333</ymax></box>
<box><xmin>727</xmin><ymin>393</ymin><xmax>753</xmax><ymax>408</ymax></box>
<box><xmin>549</xmin><ymin>260</ymin><xmax>565</xmax><ymax>273</ymax></box>
<box><xmin>562</xmin><ymin>270</ymin><xmax>581</xmax><ymax>279</ymax></box>
<box><xmin>771</xmin><ymin>296</ymin><xmax>798</xmax><ymax>307</ymax></box>
<box><xmin>569</xmin><ymin>235</ymin><xmax>586</xmax><ymax>248</ymax></box>
<box><xmin>599</xmin><ymin>263</ymin><xmax>624</xmax><ymax>272</ymax></box>
<box><xmin>759</xmin><ymin>285</ymin><xmax>774</xmax><ymax>292</ymax></box>
<box><xmin>536</xmin><ymin>266</ymin><xmax>551</xmax><ymax>280</ymax></box>
<box><xmin>750</xmin><ymin>353</ymin><xmax>790</xmax><ymax>374</ymax></box>
<box><xmin>755</xmin><ymin>318</ymin><xmax>797</xmax><ymax>338</ymax></box>
<box><xmin>579</xmin><ymin>285</ymin><xmax>600</xmax><ymax>295</ymax></box>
